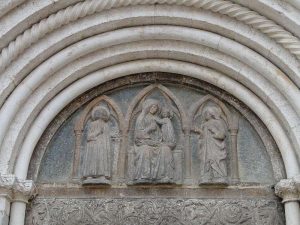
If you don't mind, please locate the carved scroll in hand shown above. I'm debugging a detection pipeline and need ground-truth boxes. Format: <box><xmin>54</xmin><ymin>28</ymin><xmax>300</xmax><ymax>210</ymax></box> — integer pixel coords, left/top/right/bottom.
<box><xmin>193</xmin><ymin>104</ymin><xmax>228</xmax><ymax>184</ymax></box>
<box><xmin>132</xmin><ymin>98</ymin><xmax>177</xmax><ymax>184</ymax></box>
<box><xmin>82</xmin><ymin>105</ymin><xmax>113</xmax><ymax>185</ymax></box>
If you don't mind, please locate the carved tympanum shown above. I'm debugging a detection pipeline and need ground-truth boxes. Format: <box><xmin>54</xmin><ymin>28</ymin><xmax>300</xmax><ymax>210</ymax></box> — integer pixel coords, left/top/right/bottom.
<box><xmin>66</xmin><ymin>82</ymin><xmax>280</xmax><ymax>186</ymax></box>
<box><xmin>28</xmin><ymin>75</ymin><xmax>284</xmax><ymax>225</ymax></box>
<box><xmin>132</xmin><ymin>99</ymin><xmax>177</xmax><ymax>184</ymax></box>
<box><xmin>192</xmin><ymin>104</ymin><xmax>229</xmax><ymax>184</ymax></box>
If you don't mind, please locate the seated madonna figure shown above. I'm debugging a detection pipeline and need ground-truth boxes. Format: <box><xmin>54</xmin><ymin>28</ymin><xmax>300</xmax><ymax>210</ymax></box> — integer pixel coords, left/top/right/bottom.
<box><xmin>133</xmin><ymin>99</ymin><xmax>162</xmax><ymax>183</ymax></box>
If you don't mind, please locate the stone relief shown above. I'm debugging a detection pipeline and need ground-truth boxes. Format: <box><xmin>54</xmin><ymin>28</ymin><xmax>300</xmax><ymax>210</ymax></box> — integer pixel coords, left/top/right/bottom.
<box><xmin>72</xmin><ymin>85</ymin><xmax>242</xmax><ymax>185</ymax></box>
<box><xmin>27</xmin><ymin>75</ymin><xmax>285</xmax><ymax>225</ymax></box>
<box><xmin>82</xmin><ymin>106</ymin><xmax>112</xmax><ymax>184</ymax></box>
<box><xmin>125</xmin><ymin>84</ymin><xmax>186</xmax><ymax>184</ymax></box>
<box><xmin>26</xmin><ymin>198</ymin><xmax>284</xmax><ymax>225</ymax></box>
<box><xmin>73</xmin><ymin>96</ymin><xmax>123</xmax><ymax>185</ymax></box>
<box><xmin>192</xmin><ymin>104</ymin><xmax>228</xmax><ymax>184</ymax></box>
<box><xmin>132</xmin><ymin>99</ymin><xmax>177</xmax><ymax>184</ymax></box>
<box><xmin>28</xmin><ymin>77</ymin><xmax>274</xmax><ymax>186</ymax></box>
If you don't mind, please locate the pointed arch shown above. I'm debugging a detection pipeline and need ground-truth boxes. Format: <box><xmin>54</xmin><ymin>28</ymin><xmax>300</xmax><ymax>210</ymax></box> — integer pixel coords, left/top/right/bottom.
<box><xmin>124</xmin><ymin>84</ymin><xmax>188</xmax><ymax>132</ymax></box>
<box><xmin>74</xmin><ymin>95</ymin><xmax>125</xmax><ymax>133</ymax></box>
<box><xmin>189</xmin><ymin>94</ymin><xmax>234</xmax><ymax>130</ymax></box>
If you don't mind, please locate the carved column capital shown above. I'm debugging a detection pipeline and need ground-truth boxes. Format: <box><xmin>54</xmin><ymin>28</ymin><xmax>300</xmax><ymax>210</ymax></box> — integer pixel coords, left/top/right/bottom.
<box><xmin>0</xmin><ymin>174</ymin><xmax>36</xmax><ymax>203</ymax></box>
<box><xmin>0</xmin><ymin>174</ymin><xmax>17</xmax><ymax>201</ymax></box>
<box><xmin>275</xmin><ymin>175</ymin><xmax>300</xmax><ymax>203</ymax></box>
<box><xmin>13</xmin><ymin>179</ymin><xmax>36</xmax><ymax>203</ymax></box>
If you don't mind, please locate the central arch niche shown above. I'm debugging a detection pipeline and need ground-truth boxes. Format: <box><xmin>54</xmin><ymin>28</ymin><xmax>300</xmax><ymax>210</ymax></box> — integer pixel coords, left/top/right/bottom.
<box><xmin>26</xmin><ymin>73</ymin><xmax>285</xmax><ymax>225</ymax></box>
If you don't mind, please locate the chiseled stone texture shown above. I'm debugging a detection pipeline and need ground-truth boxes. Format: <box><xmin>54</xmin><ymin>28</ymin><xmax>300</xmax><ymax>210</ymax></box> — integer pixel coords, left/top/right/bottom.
<box><xmin>275</xmin><ymin>175</ymin><xmax>300</xmax><ymax>203</ymax></box>
<box><xmin>30</xmin><ymin>74</ymin><xmax>284</xmax><ymax>185</ymax></box>
<box><xmin>26</xmin><ymin>198</ymin><xmax>284</xmax><ymax>225</ymax></box>
<box><xmin>25</xmin><ymin>74</ymin><xmax>286</xmax><ymax>225</ymax></box>
<box><xmin>1</xmin><ymin>1</ymin><xmax>300</xmax><ymax>225</ymax></box>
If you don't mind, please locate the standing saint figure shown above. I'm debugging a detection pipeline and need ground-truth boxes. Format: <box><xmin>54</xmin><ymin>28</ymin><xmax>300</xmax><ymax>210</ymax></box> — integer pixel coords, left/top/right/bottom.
<box><xmin>154</xmin><ymin>107</ymin><xmax>176</xmax><ymax>183</ymax></box>
<box><xmin>133</xmin><ymin>98</ymin><xmax>162</xmax><ymax>183</ymax></box>
<box><xmin>193</xmin><ymin>105</ymin><xmax>228</xmax><ymax>184</ymax></box>
<box><xmin>82</xmin><ymin>105</ymin><xmax>111</xmax><ymax>184</ymax></box>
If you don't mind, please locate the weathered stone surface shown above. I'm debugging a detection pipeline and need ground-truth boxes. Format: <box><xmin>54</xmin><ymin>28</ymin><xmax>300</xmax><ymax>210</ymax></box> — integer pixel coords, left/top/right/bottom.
<box><xmin>0</xmin><ymin>174</ymin><xmax>36</xmax><ymax>203</ymax></box>
<box><xmin>275</xmin><ymin>175</ymin><xmax>300</xmax><ymax>203</ymax></box>
<box><xmin>25</xmin><ymin>74</ymin><xmax>286</xmax><ymax>224</ymax></box>
<box><xmin>26</xmin><ymin>198</ymin><xmax>284</xmax><ymax>225</ymax></box>
<box><xmin>31</xmin><ymin>74</ymin><xmax>283</xmax><ymax>185</ymax></box>
<box><xmin>2</xmin><ymin>1</ymin><xmax>300</xmax><ymax>224</ymax></box>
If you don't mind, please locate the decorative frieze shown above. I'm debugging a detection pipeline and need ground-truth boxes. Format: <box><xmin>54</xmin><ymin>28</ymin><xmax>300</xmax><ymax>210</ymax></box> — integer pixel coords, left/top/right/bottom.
<box><xmin>26</xmin><ymin>198</ymin><xmax>284</xmax><ymax>225</ymax></box>
<box><xmin>275</xmin><ymin>175</ymin><xmax>300</xmax><ymax>203</ymax></box>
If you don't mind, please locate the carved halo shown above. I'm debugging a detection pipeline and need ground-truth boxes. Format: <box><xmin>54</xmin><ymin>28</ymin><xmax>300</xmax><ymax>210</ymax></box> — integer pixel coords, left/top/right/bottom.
<box><xmin>74</xmin><ymin>95</ymin><xmax>125</xmax><ymax>133</ymax></box>
<box><xmin>124</xmin><ymin>84</ymin><xmax>188</xmax><ymax>132</ymax></box>
<box><xmin>188</xmin><ymin>95</ymin><xmax>233</xmax><ymax>130</ymax></box>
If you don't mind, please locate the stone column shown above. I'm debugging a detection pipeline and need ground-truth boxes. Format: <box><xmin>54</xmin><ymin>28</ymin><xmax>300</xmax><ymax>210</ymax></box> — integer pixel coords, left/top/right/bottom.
<box><xmin>230</xmin><ymin>128</ymin><xmax>239</xmax><ymax>184</ymax></box>
<box><xmin>72</xmin><ymin>129</ymin><xmax>83</xmax><ymax>179</ymax></box>
<box><xmin>9</xmin><ymin>179</ymin><xmax>36</xmax><ymax>225</ymax></box>
<box><xmin>230</xmin><ymin>113</ymin><xmax>240</xmax><ymax>184</ymax></box>
<box><xmin>275</xmin><ymin>175</ymin><xmax>300</xmax><ymax>225</ymax></box>
<box><xmin>183</xmin><ymin>129</ymin><xmax>192</xmax><ymax>184</ymax></box>
<box><xmin>0</xmin><ymin>175</ymin><xmax>16</xmax><ymax>225</ymax></box>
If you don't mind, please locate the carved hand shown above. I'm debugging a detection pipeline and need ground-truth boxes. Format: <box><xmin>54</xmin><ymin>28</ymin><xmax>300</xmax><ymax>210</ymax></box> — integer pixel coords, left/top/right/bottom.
<box><xmin>192</xmin><ymin>126</ymin><xmax>203</xmax><ymax>135</ymax></box>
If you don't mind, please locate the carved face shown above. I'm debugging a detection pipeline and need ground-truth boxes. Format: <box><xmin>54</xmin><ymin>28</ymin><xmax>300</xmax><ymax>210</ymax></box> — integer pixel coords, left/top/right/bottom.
<box><xmin>99</xmin><ymin>107</ymin><xmax>110</xmax><ymax>121</ymax></box>
<box><xmin>161</xmin><ymin>108</ymin><xmax>172</xmax><ymax>118</ymax></box>
<box><xmin>203</xmin><ymin>110</ymin><xmax>213</xmax><ymax>121</ymax></box>
<box><xmin>150</xmin><ymin>104</ymin><xmax>158</xmax><ymax>114</ymax></box>
<box><xmin>91</xmin><ymin>106</ymin><xmax>110</xmax><ymax>121</ymax></box>
<box><xmin>91</xmin><ymin>109</ymin><xmax>101</xmax><ymax>120</ymax></box>
<box><xmin>203</xmin><ymin>106</ymin><xmax>221</xmax><ymax>121</ymax></box>
<box><xmin>142</xmin><ymin>99</ymin><xmax>160</xmax><ymax>116</ymax></box>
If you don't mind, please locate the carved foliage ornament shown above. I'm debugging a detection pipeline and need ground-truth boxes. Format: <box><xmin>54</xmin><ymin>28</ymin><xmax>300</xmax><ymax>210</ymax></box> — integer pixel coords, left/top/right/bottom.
<box><xmin>26</xmin><ymin>198</ymin><xmax>284</xmax><ymax>225</ymax></box>
<box><xmin>275</xmin><ymin>175</ymin><xmax>300</xmax><ymax>203</ymax></box>
<box><xmin>0</xmin><ymin>174</ymin><xmax>36</xmax><ymax>203</ymax></box>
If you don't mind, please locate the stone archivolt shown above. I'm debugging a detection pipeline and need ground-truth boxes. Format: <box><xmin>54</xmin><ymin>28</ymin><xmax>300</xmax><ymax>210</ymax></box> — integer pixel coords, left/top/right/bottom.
<box><xmin>0</xmin><ymin>1</ymin><xmax>300</xmax><ymax>224</ymax></box>
<box><xmin>1</xmin><ymin>11</ymin><xmax>300</xmax><ymax>182</ymax></box>
<box><xmin>1</xmin><ymin>0</ymin><xmax>300</xmax><ymax>75</ymax></box>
